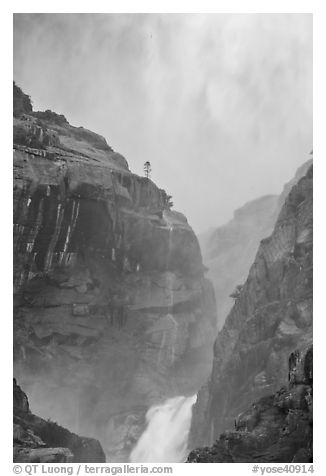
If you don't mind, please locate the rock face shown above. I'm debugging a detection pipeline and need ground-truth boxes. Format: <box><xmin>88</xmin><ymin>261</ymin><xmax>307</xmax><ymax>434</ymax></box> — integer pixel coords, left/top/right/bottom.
<box><xmin>13</xmin><ymin>85</ymin><xmax>217</xmax><ymax>461</ymax></box>
<box><xmin>202</xmin><ymin>195</ymin><xmax>278</xmax><ymax>329</ymax></box>
<box><xmin>189</xmin><ymin>165</ymin><xmax>312</xmax><ymax>453</ymax></box>
<box><xmin>188</xmin><ymin>342</ymin><xmax>312</xmax><ymax>463</ymax></box>
<box><xmin>201</xmin><ymin>160</ymin><xmax>312</xmax><ymax>329</ymax></box>
<box><xmin>14</xmin><ymin>379</ymin><xmax>105</xmax><ymax>463</ymax></box>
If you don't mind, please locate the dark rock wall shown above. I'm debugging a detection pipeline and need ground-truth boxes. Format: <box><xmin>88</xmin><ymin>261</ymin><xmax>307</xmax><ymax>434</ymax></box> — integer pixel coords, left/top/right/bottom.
<box><xmin>13</xmin><ymin>89</ymin><xmax>217</xmax><ymax>461</ymax></box>
<box><xmin>189</xmin><ymin>165</ymin><xmax>312</xmax><ymax>451</ymax></box>
<box><xmin>188</xmin><ymin>342</ymin><xmax>313</xmax><ymax>463</ymax></box>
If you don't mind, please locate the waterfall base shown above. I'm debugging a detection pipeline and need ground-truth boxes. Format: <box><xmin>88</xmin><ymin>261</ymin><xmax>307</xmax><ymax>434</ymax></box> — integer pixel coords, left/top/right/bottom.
<box><xmin>130</xmin><ymin>395</ymin><xmax>196</xmax><ymax>463</ymax></box>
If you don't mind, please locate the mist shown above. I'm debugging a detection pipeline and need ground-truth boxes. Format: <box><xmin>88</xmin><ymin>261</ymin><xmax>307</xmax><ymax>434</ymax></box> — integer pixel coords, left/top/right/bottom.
<box><xmin>13</xmin><ymin>13</ymin><xmax>312</xmax><ymax>233</ymax></box>
<box><xmin>130</xmin><ymin>395</ymin><xmax>196</xmax><ymax>463</ymax></box>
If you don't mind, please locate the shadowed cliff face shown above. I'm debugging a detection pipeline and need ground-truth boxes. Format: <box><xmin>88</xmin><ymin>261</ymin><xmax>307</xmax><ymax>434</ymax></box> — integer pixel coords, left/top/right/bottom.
<box><xmin>189</xmin><ymin>165</ymin><xmax>312</xmax><ymax>452</ymax></box>
<box><xmin>13</xmin><ymin>86</ymin><xmax>217</xmax><ymax>461</ymax></box>
<box><xmin>200</xmin><ymin>159</ymin><xmax>312</xmax><ymax>329</ymax></box>
<box><xmin>188</xmin><ymin>342</ymin><xmax>312</xmax><ymax>463</ymax></box>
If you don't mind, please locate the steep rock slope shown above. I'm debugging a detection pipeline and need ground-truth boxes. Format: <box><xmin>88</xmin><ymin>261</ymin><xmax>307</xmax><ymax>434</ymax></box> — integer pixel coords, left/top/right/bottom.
<box><xmin>201</xmin><ymin>160</ymin><xmax>312</xmax><ymax>329</ymax></box>
<box><xmin>188</xmin><ymin>342</ymin><xmax>312</xmax><ymax>463</ymax></box>
<box><xmin>14</xmin><ymin>379</ymin><xmax>105</xmax><ymax>463</ymax></box>
<box><xmin>202</xmin><ymin>195</ymin><xmax>278</xmax><ymax>329</ymax></box>
<box><xmin>189</xmin><ymin>165</ymin><xmax>312</xmax><ymax>450</ymax></box>
<box><xmin>13</xmin><ymin>85</ymin><xmax>217</xmax><ymax>461</ymax></box>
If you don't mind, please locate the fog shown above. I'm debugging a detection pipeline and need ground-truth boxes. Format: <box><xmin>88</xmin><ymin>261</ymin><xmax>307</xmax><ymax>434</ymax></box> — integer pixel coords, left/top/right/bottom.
<box><xmin>13</xmin><ymin>13</ymin><xmax>312</xmax><ymax>233</ymax></box>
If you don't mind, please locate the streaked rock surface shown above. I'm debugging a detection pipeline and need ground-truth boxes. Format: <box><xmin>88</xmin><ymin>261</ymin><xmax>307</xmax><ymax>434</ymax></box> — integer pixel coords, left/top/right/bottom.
<box><xmin>13</xmin><ymin>84</ymin><xmax>217</xmax><ymax>461</ymax></box>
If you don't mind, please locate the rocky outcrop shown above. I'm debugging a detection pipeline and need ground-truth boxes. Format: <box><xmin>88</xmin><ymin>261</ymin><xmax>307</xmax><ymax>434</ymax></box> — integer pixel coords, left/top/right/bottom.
<box><xmin>201</xmin><ymin>160</ymin><xmax>312</xmax><ymax>329</ymax></box>
<box><xmin>13</xmin><ymin>85</ymin><xmax>217</xmax><ymax>461</ymax></box>
<box><xmin>189</xmin><ymin>165</ymin><xmax>312</xmax><ymax>453</ymax></box>
<box><xmin>188</xmin><ymin>342</ymin><xmax>312</xmax><ymax>463</ymax></box>
<box><xmin>13</xmin><ymin>82</ymin><xmax>33</xmax><ymax>117</ymax></box>
<box><xmin>14</xmin><ymin>379</ymin><xmax>105</xmax><ymax>463</ymax></box>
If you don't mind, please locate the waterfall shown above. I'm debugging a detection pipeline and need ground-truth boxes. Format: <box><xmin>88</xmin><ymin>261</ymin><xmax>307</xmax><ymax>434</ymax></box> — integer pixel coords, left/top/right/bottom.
<box><xmin>129</xmin><ymin>395</ymin><xmax>196</xmax><ymax>463</ymax></box>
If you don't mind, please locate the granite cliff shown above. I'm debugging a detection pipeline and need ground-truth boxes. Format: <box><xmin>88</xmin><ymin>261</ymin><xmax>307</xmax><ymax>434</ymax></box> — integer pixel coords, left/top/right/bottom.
<box><xmin>201</xmin><ymin>160</ymin><xmax>312</xmax><ymax>329</ymax></box>
<box><xmin>189</xmin><ymin>164</ymin><xmax>313</xmax><ymax>458</ymax></box>
<box><xmin>13</xmin><ymin>84</ymin><xmax>217</xmax><ymax>461</ymax></box>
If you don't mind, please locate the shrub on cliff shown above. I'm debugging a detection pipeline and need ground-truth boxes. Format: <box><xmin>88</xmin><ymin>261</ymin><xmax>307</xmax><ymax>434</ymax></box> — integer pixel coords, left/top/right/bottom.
<box><xmin>229</xmin><ymin>284</ymin><xmax>243</xmax><ymax>299</ymax></box>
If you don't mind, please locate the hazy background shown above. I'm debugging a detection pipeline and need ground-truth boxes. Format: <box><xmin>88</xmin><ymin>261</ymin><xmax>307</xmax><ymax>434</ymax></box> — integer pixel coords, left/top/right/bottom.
<box><xmin>13</xmin><ymin>13</ymin><xmax>312</xmax><ymax>233</ymax></box>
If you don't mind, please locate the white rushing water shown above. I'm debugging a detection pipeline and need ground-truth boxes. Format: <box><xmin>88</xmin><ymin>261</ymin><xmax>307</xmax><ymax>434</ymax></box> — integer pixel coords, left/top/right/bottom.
<box><xmin>129</xmin><ymin>395</ymin><xmax>197</xmax><ymax>463</ymax></box>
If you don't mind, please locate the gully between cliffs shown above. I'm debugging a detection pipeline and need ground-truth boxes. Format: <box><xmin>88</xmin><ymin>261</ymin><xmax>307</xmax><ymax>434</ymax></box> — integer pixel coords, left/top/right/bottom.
<box><xmin>13</xmin><ymin>86</ymin><xmax>312</xmax><ymax>464</ymax></box>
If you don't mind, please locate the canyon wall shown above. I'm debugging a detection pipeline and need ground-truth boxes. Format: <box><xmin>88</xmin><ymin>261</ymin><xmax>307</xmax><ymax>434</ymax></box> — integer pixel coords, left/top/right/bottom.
<box><xmin>188</xmin><ymin>342</ymin><xmax>312</xmax><ymax>463</ymax></box>
<box><xmin>13</xmin><ymin>85</ymin><xmax>217</xmax><ymax>461</ymax></box>
<box><xmin>189</xmin><ymin>164</ymin><xmax>312</xmax><ymax>453</ymax></box>
<box><xmin>201</xmin><ymin>159</ymin><xmax>312</xmax><ymax>329</ymax></box>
